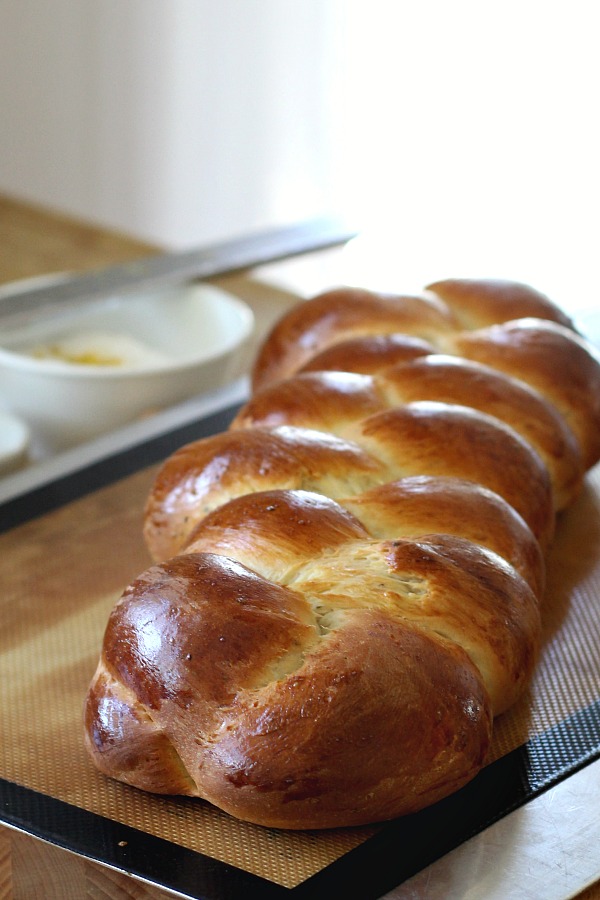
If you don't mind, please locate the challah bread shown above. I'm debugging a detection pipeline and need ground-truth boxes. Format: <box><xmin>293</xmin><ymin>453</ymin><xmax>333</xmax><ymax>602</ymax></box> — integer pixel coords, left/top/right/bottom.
<box><xmin>142</xmin><ymin>411</ymin><xmax>554</xmax><ymax>562</ymax></box>
<box><xmin>233</xmin><ymin>360</ymin><xmax>583</xmax><ymax>512</ymax></box>
<box><xmin>251</xmin><ymin>278</ymin><xmax>576</xmax><ymax>392</ymax></box>
<box><xmin>84</xmin><ymin>278</ymin><xmax>600</xmax><ymax>830</ymax></box>
<box><xmin>251</xmin><ymin>288</ymin><xmax>456</xmax><ymax>392</ymax></box>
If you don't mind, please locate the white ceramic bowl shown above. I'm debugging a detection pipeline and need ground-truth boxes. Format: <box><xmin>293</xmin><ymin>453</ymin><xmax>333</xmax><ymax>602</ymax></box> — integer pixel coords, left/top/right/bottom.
<box><xmin>0</xmin><ymin>409</ymin><xmax>30</xmax><ymax>474</ymax></box>
<box><xmin>0</xmin><ymin>279</ymin><xmax>254</xmax><ymax>452</ymax></box>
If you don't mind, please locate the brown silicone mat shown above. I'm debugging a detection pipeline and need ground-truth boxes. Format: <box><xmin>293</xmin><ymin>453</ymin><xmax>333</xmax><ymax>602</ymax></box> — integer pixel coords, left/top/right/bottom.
<box><xmin>1</xmin><ymin>460</ymin><xmax>599</xmax><ymax>890</ymax></box>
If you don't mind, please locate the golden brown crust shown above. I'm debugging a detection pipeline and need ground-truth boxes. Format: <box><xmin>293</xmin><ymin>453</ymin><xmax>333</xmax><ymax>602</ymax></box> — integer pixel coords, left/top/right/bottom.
<box><xmin>85</xmin><ymin>275</ymin><xmax>600</xmax><ymax>830</ymax></box>
<box><xmin>234</xmin><ymin>358</ymin><xmax>583</xmax><ymax>512</ymax></box>
<box><xmin>252</xmin><ymin>278</ymin><xmax>579</xmax><ymax>393</ymax></box>
<box><xmin>249</xmin><ymin>279</ymin><xmax>599</xmax><ymax>474</ymax></box>
<box><xmin>83</xmin><ymin>667</ymin><xmax>197</xmax><ymax>796</ymax></box>
<box><xmin>452</xmin><ymin>320</ymin><xmax>600</xmax><ymax>469</ymax></box>
<box><xmin>196</xmin><ymin>609</ymin><xmax>493</xmax><ymax>829</ymax></box>
<box><xmin>251</xmin><ymin>287</ymin><xmax>456</xmax><ymax>392</ymax></box>
<box><xmin>233</xmin><ymin>370</ymin><xmax>385</xmax><ymax>434</ymax></box>
<box><xmin>184</xmin><ymin>483</ymin><xmax>543</xmax><ymax>599</ymax></box>
<box><xmin>378</xmin><ymin>355</ymin><xmax>583</xmax><ymax>508</ymax></box>
<box><xmin>185</xmin><ymin>488</ymin><xmax>370</xmax><ymax>580</ymax></box>
<box><xmin>85</xmin><ymin>552</ymin><xmax>496</xmax><ymax>829</ymax></box>
<box><xmin>143</xmin><ymin>426</ymin><xmax>386</xmax><ymax>561</ymax></box>
<box><xmin>346</xmin><ymin>403</ymin><xmax>554</xmax><ymax>546</ymax></box>
<box><xmin>298</xmin><ymin>333</ymin><xmax>434</xmax><ymax>375</ymax></box>
<box><xmin>147</xmin><ymin>400</ymin><xmax>554</xmax><ymax>561</ymax></box>
<box><xmin>425</xmin><ymin>278</ymin><xmax>575</xmax><ymax>330</ymax></box>
<box><xmin>343</xmin><ymin>478</ymin><xmax>544</xmax><ymax>597</ymax></box>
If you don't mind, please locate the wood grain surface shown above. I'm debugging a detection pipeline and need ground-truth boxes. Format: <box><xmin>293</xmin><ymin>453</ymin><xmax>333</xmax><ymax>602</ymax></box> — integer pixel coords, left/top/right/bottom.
<box><xmin>0</xmin><ymin>194</ymin><xmax>159</xmax><ymax>285</ymax></box>
<box><xmin>0</xmin><ymin>829</ymin><xmax>174</xmax><ymax>899</ymax></box>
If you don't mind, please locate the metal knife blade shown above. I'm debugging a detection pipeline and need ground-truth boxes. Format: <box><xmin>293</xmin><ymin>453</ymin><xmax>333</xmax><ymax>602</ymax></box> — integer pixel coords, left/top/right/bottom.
<box><xmin>0</xmin><ymin>215</ymin><xmax>358</xmax><ymax>326</ymax></box>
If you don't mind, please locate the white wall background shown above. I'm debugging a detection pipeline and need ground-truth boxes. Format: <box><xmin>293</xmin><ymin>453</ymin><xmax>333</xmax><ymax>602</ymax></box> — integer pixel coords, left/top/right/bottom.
<box><xmin>330</xmin><ymin>0</ymin><xmax>600</xmax><ymax>305</ymax></box>
<box><xmin>0</xmin><ymin>0</ymin><xmax>341</xmax><ymax>248</ymax></box>
<box><xmin>0</xmin><ymin>0</ymin><xmax>598</xmax><ymax>306</ymax></box>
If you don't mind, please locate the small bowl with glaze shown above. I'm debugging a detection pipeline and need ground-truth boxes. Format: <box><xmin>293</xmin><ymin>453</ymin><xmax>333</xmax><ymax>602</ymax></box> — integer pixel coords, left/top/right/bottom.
<box><xmin>0</xmin><ymin>279</ymin><xmax>254</xmax><ymax>453</ymax></box>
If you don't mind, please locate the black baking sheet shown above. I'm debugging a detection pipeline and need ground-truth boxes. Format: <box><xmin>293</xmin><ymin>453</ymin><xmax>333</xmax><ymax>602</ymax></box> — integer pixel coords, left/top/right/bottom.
<box><xmin>1</xmin><ymin>401</ymin><xmax>599</xmax><ymax>900</ymax></box>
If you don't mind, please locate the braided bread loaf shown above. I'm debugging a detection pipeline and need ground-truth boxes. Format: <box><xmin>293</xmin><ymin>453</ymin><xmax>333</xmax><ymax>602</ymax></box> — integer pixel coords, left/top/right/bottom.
<box><xmin>84</xmin><ymin>278</ymin><xmax>600</xmax><ymax>830</ymax></box>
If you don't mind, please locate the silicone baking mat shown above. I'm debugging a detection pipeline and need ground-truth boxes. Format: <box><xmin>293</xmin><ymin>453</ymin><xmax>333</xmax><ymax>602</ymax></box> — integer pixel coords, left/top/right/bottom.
<box><xmin>1</xmin><ymin>403</ymin><xmax>599</xmax><ymax>899</ymax></box>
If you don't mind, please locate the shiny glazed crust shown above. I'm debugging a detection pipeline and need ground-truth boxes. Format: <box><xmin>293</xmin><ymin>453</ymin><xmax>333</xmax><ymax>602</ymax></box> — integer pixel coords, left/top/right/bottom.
<box><xmin>84</xmin><ymin>278</ymin><xmax>600</xmax><ymax>829</ymax></box>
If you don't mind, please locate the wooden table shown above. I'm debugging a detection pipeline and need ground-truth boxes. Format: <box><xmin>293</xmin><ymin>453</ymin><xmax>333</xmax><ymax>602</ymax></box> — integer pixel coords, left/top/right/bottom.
<box><xmin>0</xmin><ymin>194</ymin><xmax>598</xmax><ymax>900</ymax></box>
